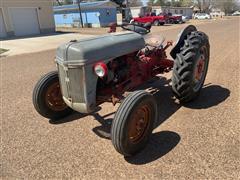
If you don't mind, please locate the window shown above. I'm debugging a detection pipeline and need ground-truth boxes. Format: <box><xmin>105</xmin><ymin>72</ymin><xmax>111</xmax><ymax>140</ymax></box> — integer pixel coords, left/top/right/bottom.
<box><xmin>63</xmin><ymin>14</ymin><xmax>67</xmax><ymax>19</ymax></box>
<box><xmin>106</xmin><ymin>10</ymin><xmax>110</xmax><ymax>16</ymax></box>
<box><xmin>180</xmin><ymin>10</ymin><xmax>183</xmax><ymax>14</ymax></box>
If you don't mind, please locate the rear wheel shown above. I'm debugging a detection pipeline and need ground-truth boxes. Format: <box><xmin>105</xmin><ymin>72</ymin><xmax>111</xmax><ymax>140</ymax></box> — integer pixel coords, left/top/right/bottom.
<box><xmin>169</xmin><ymin>19</ymin><xmax>174</xmax><ymax>24</ymax></box>
<box><xmin>33</xmin><ymin>71</ymin><xmax>73</xmax><ymax>119</ymax></box>
<box><xmin>111</xmin><ymin>91</ymin><xmax>157</xmax><ymax>156</ymax></box>
<box><xmin>153</xmin><ymin>20</ymin><xmax>159</xmax><ymax>26</ymax></box>
<box><xmin>159</xmin><ymin>22</ymin><xmax>165</xmax><ymax>26</ymax></box>
<box><xmin>172</xmin><ymin>31</ymin><xmax>210</xmax><ymax>102</ymax></box>
<box><xmin>131</xmin><ymin>20</ymin><xmax>139</xmax><ymax>25</ymax></box>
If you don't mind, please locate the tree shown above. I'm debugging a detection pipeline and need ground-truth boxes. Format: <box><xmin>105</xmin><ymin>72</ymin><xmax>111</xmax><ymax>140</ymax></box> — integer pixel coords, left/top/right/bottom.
<box><xmin>148</xmin><ymin>0</ymin><xmax>166</xmax><ymax>6</ymax></box>
<box><xmin>218</xmin><ymin>0</ymin><xmax>238</xmax><ymax>14</ymax></box>
<box><xmin>53</xmin><ymin>0</ymin><xmax>63</xmax><ymax>6</ymax></box>
<box><xmin>63</xmin><ymin>0</ymin><xmax>73</xmax><ymax>5</ymax></box>
<box><xmin>172</xmin><ymin>0</ymin><xmax>183</xmax><ymax>7</ymax></box>
<box><xmin>195</xmin><ymin>0</ymin><xmax>211</xmax><ymax>12</ymax></box>
<box><xmin>194</xmin><ymin>0</ymin><xmax>238</xmax><ymax>13</ymax></box>
<box><xmin>148</xmin><ymin>0</ymin><xmax>194</xmax><ymax>7</ymax></box>
<box><xmin>128</xmin><ymin>0</ymin><xmax>143</xmax><ymax>7</ymax></box>
<box><xmin>110</xmin><ymin>0</ymin><xmax>125</xmax><ymax>6</ymax></box>
<box><xmin>181</xmin><ymin>0</ymin><xmax>194</xmax><ymax>6</ymax></box>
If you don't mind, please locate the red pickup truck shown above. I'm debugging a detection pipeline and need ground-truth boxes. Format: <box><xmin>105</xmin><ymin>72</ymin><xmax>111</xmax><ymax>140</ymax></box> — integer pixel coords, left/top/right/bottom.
<box><xmin>131</xmin><ymin>13</ymin><xmax>183</xmax><ymax>26</ymax></box>
<box><xmin>131</xmin><ymin>14</ymin><xmax>166</xmax><ymax>26</ymax></box>
<box><xmin>167</xmin><ymin>13</ymin><xmax>183</xmax><ymax>24</ymax></box>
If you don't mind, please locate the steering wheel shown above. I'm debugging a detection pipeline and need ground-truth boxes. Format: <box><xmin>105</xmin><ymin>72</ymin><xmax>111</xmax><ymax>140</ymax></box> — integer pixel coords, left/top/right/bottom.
<box><xmin>121</xmin><ymin>23</ymin><xmax>150</xmax><ymax>35</ymax></box>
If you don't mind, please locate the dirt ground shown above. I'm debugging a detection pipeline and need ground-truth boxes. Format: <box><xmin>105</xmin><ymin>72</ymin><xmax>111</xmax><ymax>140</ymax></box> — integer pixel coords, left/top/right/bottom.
<box><xmin>56</xmin><ymin>18</ymin><xmax>230</xmax><ymax>35</ymax></box>
<box><xmin>1</xmin><ymin>17</ymin><xmax>239</xmax><ymax>179</ymax></box>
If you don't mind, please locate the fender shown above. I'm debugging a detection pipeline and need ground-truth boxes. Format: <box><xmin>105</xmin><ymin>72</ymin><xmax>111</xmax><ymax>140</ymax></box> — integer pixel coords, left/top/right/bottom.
<box><xmin>170</xmin><ymin>25</ymin><xmax>197</xmax><ymax>59</ymax></box>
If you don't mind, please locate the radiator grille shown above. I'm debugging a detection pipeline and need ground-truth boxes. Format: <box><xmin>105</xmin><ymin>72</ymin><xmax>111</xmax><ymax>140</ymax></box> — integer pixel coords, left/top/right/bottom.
<box><xmin>57</xmin><ymin>64</ymin><xmax>85</xmax><ymax>103</ymax></box>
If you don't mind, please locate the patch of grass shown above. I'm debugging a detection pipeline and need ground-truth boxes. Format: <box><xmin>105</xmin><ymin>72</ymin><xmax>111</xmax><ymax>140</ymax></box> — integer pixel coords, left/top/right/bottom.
<box><xmin>0</xmin><ymin>48</ymin><xmax>9</xmax><ymax>54</ymax></box>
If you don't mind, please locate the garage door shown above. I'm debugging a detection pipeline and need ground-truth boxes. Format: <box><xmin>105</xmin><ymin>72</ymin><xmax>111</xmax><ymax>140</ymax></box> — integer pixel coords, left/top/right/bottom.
<box><xmin>10</xmin><ymin>8</ymin><xmax>40</xmax><ymax>36</ymax></box>
<box><xmin>0</xmin><ymin>9</ymin><xmax>7</xmax><ymax>38</ymax></box>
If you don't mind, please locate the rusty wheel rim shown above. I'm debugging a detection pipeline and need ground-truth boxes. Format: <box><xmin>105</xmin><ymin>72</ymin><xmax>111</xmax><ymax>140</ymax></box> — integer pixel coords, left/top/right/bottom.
<box><xmin>128</xmin><ymin>105</ymin><xmax>151</xmax><ymax>144</ymax></box>
<box><xmin>45</xmin><ymin>82</ymin><xmax>67</xmax><ymax>111</ymax></box>
<box><xmin>193</xmin><ymin>46</ymin><xmax>207</xmax><ymax>91</ymax></box>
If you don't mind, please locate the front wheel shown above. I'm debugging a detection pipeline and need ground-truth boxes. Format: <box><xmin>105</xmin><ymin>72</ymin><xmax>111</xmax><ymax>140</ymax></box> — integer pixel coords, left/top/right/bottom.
<box><xmin>32</xmin><ymin>71</ymin><xmax>73</xmax><ymax>119</ymax></box>
<box><xmin>172</xmin><ymin>31</ymin><xmax>210</xmax><ymax>102</ymax></box>
<box><xmin>111</xmin><ymin>91</ymin><xmax>157</xmax><ymax>156</ymax></box>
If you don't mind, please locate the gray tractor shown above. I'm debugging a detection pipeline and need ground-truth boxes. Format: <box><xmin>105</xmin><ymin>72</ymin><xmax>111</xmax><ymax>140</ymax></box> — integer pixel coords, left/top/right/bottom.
<box><xmin>33</xmin><ymin>24</ymin><xmax>210</xmax><ymax>156</ymax></box>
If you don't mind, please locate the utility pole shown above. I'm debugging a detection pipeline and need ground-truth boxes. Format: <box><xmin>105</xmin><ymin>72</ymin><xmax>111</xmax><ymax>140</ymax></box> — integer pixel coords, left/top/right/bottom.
<box><xmin>76</xmin><ymin>0</ymin><xmax>84</xmax><ymax>28</ymax></box>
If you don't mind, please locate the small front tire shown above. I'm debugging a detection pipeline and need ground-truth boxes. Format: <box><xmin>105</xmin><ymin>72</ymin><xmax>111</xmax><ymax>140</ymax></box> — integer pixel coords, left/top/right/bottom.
<box><xmin>33</xmin><ymin>71</ymin><xmax>73</xmax><ymax>120</ymax></box>
<box><xmin>111</xmin><ymin>91</ymin><xmax>157</xmax><ymax>156</ymax></box>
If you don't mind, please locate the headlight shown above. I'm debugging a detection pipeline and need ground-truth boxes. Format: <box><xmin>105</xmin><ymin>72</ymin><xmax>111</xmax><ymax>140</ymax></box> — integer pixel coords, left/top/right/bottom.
<box><xmin>93</xmin><ymin>62</ymin><xmax>108</xmax><ymax>78</ymax></box>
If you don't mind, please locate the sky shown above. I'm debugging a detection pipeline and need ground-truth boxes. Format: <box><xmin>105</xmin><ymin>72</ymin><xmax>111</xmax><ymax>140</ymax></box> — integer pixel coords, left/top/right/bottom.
<box><xmin>142</xmin><ymin>0</ymin><xmax>148</xmax><ymax>6</ymax></box>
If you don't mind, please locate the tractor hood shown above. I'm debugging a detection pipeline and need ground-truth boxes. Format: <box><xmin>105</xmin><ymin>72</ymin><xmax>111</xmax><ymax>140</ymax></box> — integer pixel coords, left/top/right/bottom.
<box><xmin>56</xmin><ymin>31</ymin><xmax>145</xmax><ymax>66</ymax></box>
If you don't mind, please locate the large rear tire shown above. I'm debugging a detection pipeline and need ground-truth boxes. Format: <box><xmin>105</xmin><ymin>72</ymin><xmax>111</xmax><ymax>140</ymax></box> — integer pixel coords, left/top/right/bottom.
<box><xmin>172</xmin><ymin>31</ymin><xmax>210</xmax><ymax>102</ymax></box>
<box><xmin>33</xmin><ymin>71</ymin><xmax>73</xmax><ymax>119</ymax></box>
<box><xmin>111</xmin><ymin>91</ymin><xmax>157</xmax><ymax>156</ymax></box>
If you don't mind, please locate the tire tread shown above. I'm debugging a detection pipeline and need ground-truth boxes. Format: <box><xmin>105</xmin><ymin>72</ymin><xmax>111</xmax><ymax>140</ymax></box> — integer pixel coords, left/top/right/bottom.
<box><xmin>172</xmin><ymin>31</ymin><xmax>210</xmax><ymax>102</ymax></box>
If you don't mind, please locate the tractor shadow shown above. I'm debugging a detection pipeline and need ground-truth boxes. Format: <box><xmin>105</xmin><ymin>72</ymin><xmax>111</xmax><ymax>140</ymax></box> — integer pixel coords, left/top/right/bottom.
<box><xmin>125</xmin><ymin>131</ymin><xmax>180</xmax><ymax>164</ymax></box>
<box><xmin>49</xmin><ymin>107</ymin><xmax>102</xmax><ymax>124</ymax></box>
<box><xmin>92</xmin><ymin>112</ymin><xmax>115</xmax><ymax>140</ymax></box>
<box><xmin>183</xmin><ymin>83</ymin><xmax>230</xmax><ymax>109</ymax></box>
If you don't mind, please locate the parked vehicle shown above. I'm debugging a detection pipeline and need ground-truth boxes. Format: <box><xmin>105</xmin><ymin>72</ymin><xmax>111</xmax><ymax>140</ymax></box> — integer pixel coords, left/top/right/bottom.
<box><xmin>232</xmin><ymin>11</ymin><xmax>240</xmax><ymax>16</ymax></box>
<box><xmin>194</xmin><ymin>13</ymin><xmax>211</xmax><ymax>19</ymax></box>
<box><xmin>181</xmin><ymin>15</ymin><xmax>190</xmax><ymax>23</ymax></box>
<box><xmin>33</xmin><ymin>23</ymin><xmax>210</xmax><ymax>157</ymax></box>
<box><xmin>131</xmin><ymin>14</ymin><xmax>166</xmax><ymax>26</ymax></box>
<box><xmin>166</xmin><ymin>13</ymin><xmax>183</xmax><ymax>24</ymax></box>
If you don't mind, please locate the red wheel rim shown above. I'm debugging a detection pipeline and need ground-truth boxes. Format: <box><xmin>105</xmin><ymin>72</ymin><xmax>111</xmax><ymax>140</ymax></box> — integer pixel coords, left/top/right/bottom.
<box><xmin>45</xmin><ymin>82</ymin><xmax>67</xmax><ymax>111</ymax></box>
<box><xmin>128</xmin><ymin>105</ymin><xmax>151</xmax><ymax>144</ymax></box>
<box><xmin>193</xmin><ymin>46</ymin><xmax>207</xmax><ymax>91</ymax></box>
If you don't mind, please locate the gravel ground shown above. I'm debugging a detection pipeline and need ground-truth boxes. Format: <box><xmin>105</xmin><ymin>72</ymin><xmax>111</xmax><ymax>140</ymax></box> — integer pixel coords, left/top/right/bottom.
<box><xmin>1</xmin><ymin>17</ymin><xmax>239</xmax><ymax>179</ymax></box>
<box><xmin>56</xmin><ymin>18</ymin><xmax>228</xmax><ymax>35</ymax></box>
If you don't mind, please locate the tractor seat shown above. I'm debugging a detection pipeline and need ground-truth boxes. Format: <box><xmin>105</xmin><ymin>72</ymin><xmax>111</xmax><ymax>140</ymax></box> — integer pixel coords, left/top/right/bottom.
<box><xmin>144</xmin><ymin>34</ymin><xmax>165</xmax><ymax>47</ymax></box>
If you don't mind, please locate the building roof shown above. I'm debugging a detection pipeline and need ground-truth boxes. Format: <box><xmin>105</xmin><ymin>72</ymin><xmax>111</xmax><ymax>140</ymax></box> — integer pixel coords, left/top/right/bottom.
<box><xmin>53</xmin><ymin>0</ymin><xmax>118</xmax><ymax>12</ymax></box>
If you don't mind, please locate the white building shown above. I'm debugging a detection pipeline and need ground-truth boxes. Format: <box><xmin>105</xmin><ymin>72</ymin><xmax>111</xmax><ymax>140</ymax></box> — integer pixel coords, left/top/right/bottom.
<box><xmin>210</xmin><ymin>8</ymin><xmax>225</xmax><ymax>18</ymax></box>
<box><xmin>160</xmin><ymin>6</ymin><xmax>194</xmax><ymax>17</ymax></box>
<box><xmin>0</xmin><ymin>0</ymin><xmax>55</xmax><ymax>38</ymax></box>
